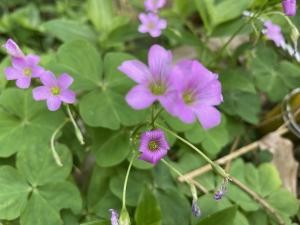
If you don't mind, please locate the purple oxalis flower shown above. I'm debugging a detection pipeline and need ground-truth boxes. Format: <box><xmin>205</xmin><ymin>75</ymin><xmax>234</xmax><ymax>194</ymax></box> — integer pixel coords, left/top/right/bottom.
<box><xmin>138</xmin><ymin>13</ymin><xmax>167</xmax><ymax>37</ymax></box>
<box><xmin>144</xmin><ymin>0</ymin><xmax>166</xmax><ymax>12</ymax></box>
<box><xmin>109</xmin><ymin>209</ymin><xmax>119</xmax><ymax>225</ymax></box>
<box><xmin>4</xmin><ymin>55</ymin><xmax>45</xmax><ymax>89</ymax></box>
<box><xmin>32</xmin><ymin>71</ymin><xmax>76</xmax><ymax>111</ymax></box>
<box><xmin>2</xmin><ymin>39</ymin><xmax>24</xmax><ymax>58</ymax></box>
<box><xmin>118</xmin><ymin>44</ymin><xmax>177</xmax><ymax>115</ymax></box>
<box><xmin>264</xmin><ymin>21</ymin><xmax>285</xmax><ymax>47</ymax></box>
<box><xmin>171</xmin><ymin>60</ymin><xmax>223</xmax><ymax>129</ymax></box>
<box><xmin>282</xmin><ymin>0</ymin><xmax>296</xmax><ymax>16</ymax></box>
<box><xmin>139</xmin><ymin>129</ymin><xmax>169</xmax><ymax>165</ymax></box>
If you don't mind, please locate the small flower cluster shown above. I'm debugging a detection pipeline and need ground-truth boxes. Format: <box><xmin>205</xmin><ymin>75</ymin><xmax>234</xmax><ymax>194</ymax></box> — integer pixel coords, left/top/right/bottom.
<box><xmin>138</xmin><ymin>0</ymin><xmax>167</xmax><ymax>37</ymax></box>
<box><xmin>3</xmin><ymin>39</ymin><xmax>76</xmax><ymax>111</ymax></box>
<box><xmin>243</xmin><ymin>11</ymin><xmax>300</xmax><ymax>63</ymax></box>
<box><xmin>119</xmin><ymin>44</ymin><xmax>223</xmax><ymax>130</ymax></box>
<box><xmin>282</xmin><ymin>0</ymin><xmax>297</xmax><ymax>16</ymax></box>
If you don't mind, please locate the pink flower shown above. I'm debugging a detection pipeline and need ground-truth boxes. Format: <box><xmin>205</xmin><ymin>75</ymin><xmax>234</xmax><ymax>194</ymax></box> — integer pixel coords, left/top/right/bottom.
<box><xmin>32</xmin><ymin>71</ymin><xmax>76</xmax><ymax>111</ymax></box>
<box><xmin>139</xmin><ymin>129</ymin><xmax>169</xmax><ymax>164</ymax></box>
<box><xmin>138</xmin><ymin>13</ymin><xmax>167</xmax><ymax>38</ymax></box>
<box><xmin>264</xmin><ymin>21</ymin><xmax>285</xmax><ymax>47</ymax></box>
<box><xmin>171</xmin><ymin>60</ymin><xmax>223</xmax><ymax>129</ymax></box>
<box><xmin>144</xmin><ymin>0</ymin><xmax>166</xmax><ymax>12</ymax></box>
<box><xmin>2</xmin><ymin>39</ymin><xmax>24</xmax><ymax>58</ymax></box>
<box><xmin>4</xmin><ymin>55</ymin><xmax>45</xmax><ymax>89</ymax></box>
<box><xmin>118</xmin><ymin>44</ymin><xmax>177</xmax><ymax>115</ymax></box>
<box><xmin>282</xmin><ymin>0</ymin><xmax>296</xmax><ymax>16</ymax></box>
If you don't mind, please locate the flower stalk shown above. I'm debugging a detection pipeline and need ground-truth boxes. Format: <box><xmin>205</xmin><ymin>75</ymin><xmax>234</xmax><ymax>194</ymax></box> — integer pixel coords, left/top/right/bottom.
<box><xmin>157</xmin><ymin>123</ymin><xmax>230</xmax><ymax>180</ymax></box>
<box><xmin>65</xmin><ymin>104</ymin><xmax>85</xmax><ymax>145</ymax></box>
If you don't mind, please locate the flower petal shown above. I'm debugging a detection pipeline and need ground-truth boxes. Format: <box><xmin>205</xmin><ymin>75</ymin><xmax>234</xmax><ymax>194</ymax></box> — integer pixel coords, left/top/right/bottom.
<box><xmin>175</xmin><ymin>103</ymin><xmax>196</xmax><ymax>124</ymax></box>
<box><xmin>158</xmin><ymin>91</ymin><xmax>178</xmax><ymax>116</ymax></box>
<box><xmin>149</xmin><ymin>29</ymin><xmax>162</xmax><ymax>38</ymax></box>
<box><xmin>59</xmin><ymin>89</ymin><xmax>76</xmax><ymax>104</ymax></box>
<box><xmin>139</xmin><ymin>148</ymin><xmax>167</xmax><ymax>165</ymax></box>
<box><xmin>196</xmin><ymin>80</ymin><xmax>223</xmax><ymax>106</ymax></box>
<box><xmin>195</xmin><ymin>106</ymin><xmax>221</xmax><ymax>129</ymax></box>
<box><xmin>12</xmin><ymin>57</ymin><xmax>27</xmax><ymax>70</ymax></box>
<box><xmin>5</xmin><ymin>67</ymin><xmax>21</xmax><ymax>80</ymax></box>
<box><xmin>118</xmin><ymin>60</ymin><xmax>151</xmax><ymax>84</ymax></box>
<box><xmin>148</xmin><ymin>44</ymin><xmax>172</xmax><ymax>80</ymax></box>
<box><xmin>32</xmin><ymin>86</ymin><xmax>51</xmax><ymax>100</ymax></box>
<box><xmin>3</xmin><ymin>39</ymin><xmax>24</xmax><ymax>58</ymax></box>
<box><xmin>57</xmin><ymin>73</ymin><xmax>74</xmax><ymax>89</ymax></box>
<box><xmin>40</xmin><ymin>71</ymin><xmax>58</xmax><ymax>87</ymax></box>
<box><xmin>47</xmin><ymin>96</ymin><xmax>62</xmax><ymax>111</ymax></box>
<box><xmin>125</xmin><ymin>85</ymin><xmax>156</xmax><ymax>109</ymax></box>
<box><xmin>31</xmin><ymin>66</ymin><xmax>45</xmax><ymax>78</ymax></box>
<box><xmin>26</xmin><ymin>54</ymin><xmax>40</xmax><ymax>66</ymax></box>
<box><xmin>16</xmin><ymin>77</ymin><xmax>31</xmax><ymax>89</ymax></box>
<box><xmin>138</xmin><ymin>24</ymin><xmax>149</xmax><ymax>33</ymax></box>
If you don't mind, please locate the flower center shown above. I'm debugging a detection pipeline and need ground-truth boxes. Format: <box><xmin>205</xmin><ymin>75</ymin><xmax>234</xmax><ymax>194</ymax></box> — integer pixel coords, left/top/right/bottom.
<box><xmin>147</xmin><ymin>22</ymin><xmax>156</xmax><ymax>30</ymax></box>
<box><xmin>183</xmin><ymin>92</ymin><xmax>194</xmax><ymax>105</ymax></box>
<box><xmin>51</xmin><ymin>87</ymin><xmax>61</xmax><ymax>96</ymax></box>
<box><xmin>23</xmin><ymin>68</ymin><xmax>32</xmax><ymax>77</ymax></box>
<box><xmin>148</xmin><ymin>140</ymin><xmax>159</xmax><ymax>152</ymax></box>
<box><xmin>149</xmin><ymin>83</ymin><xmax>166</xmax><ymax>96</ymax></box>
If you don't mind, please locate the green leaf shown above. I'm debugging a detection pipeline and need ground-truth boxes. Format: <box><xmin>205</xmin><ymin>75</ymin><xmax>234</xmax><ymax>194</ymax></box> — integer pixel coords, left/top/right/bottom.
<box><xmin>56</xmin><ymin>39</ymin><xmax>103</xmax><ymax>92</ymax></box>
<box><xmin>0</xmin><ymin>88</ymin><xmax>65</xmax><ymax>157</ymax></box>
<box><xmin>185</xmin><ymin>115</ymin><xmax>244</xmax><ymax>156</ymax></box>
<box><xmin>79</xmin><ymin>52</ymin><xmax>147</xmax><ymax>129</ymax></box>
<box><xmin>87</xmin><ymin>0</ymin><xmax>114</xmax><ymax>32</ymax></box>
<box><xmin>20</xmin><ymin>191</ymin><xmax>62</xmax><ymax>225</ymax></box>
<box><xmin>195</xmin><ymin>0</ymin><xmax>252</xmax><ymax>32</ymax></box>
<box><xmin>42</xmin><ymin>19</ymin><xmax>97</xmax><ymax>43</ymax></box>
<box><xmin>250</xmin><ymin>47</ymin><xmax>300</xmax><ymax>101</ymax></box>
<box><xmin>92</xmin><ymin>128</ymin><xmax>130</xmax><ymax>167</ymax></box>
<box><xmin>258</xmin><ymin>163</ymin><xmax>282</xmax><ymax>197</ymax></box>
<box><xmin>110</xmin><ymin>170</ymin><xmax>151</xmax><ymax>207</ymax></box>
<box><xmin>156</xmin><ymin>189</ymin><xmax>190</xmax><ymax>225</ymax></box>
<box><xmin>197</xmin><ymin>206</ymin><xmax>237</xmax><ymax>225</ymax></box>
<box><xmin>16</xmin><ymin>144</ymin><xmax>72</xmax><ymax>186</ymax></box>
<box><xmin>135</xmin><ymin>186</ymin><xmax>162</xmax><ymax>225</ymax></box>
<box><xmin>0</xmin><ymin>166</ymin><xmax>30</xmax><ymax>220</ymax></box>
<box><xmin>267</xmin><ymin>188</ymin><xmax>299</xmax><ymax>217</ymax></box>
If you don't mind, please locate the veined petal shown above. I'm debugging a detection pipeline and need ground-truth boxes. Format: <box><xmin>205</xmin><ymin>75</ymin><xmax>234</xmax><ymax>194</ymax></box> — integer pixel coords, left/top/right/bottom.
<box><xmin>3</xmin><ymin>39</ymin><xmax>24</xmax><ymax>58</ymax></box>
<box><xmin>33</xmin><ymin>86</ymin><xmax>51</xmax><ymax>100</ymax></box>
<box><xmin>196</xmin><ymin>81</ymin><xmax>223</xmax><ymax>106</ymax></box>
<box><xmin>31</xmin><ymin>66</ymin><xmax>45</xmax><ymax>78</ymax></box>
<box><xmin>118</xmin><ymin>60</ymin><xmax>151</xmax><ymax>84</ymax></box>
<box><xmin>125</xmin><ymin>85</ymin><xmax>156</xmax><ymax>109</ymax></box>
<box><xmin>59</xmin><ymin>89</ymin><xmax>76</xmax><ymax>104</ymax></box>
<box><xmin>158</xmin><ymin>90</ymin><xmax>178</xmax><ymax>116</ymax></box>
<box><xmin>57</xmin><ymin>73</ymin><xmax>74</xmax><ymax>89</ymax></box>
<box><xmin>195</xmin><ymin>106</ymin><xmax>221</xmax><ymax>129</ymax></box>
<box><xmin>148</xmin><ymin>45</ymin><xmax>172</xmax><ymax>80</ymax></box>
<box><xmin>47</xmin><ymin>96</ymin><xmax>62</xmax><ymax>111</ymax></box>
<box><xmin>176</xmin><ymin>103</ymin><xmax>196</xmax><ymax>124</ymax></box>
<box><xmin>16</xmin><ymin>77</ymin><xmax>31</xmax><ymax>89</ymax></box>
<box><xmin>26</xmin><ymin>54</ymin><xmax>40</xmax><ymax>66</ymax></box>
<box><xmin>12</xmin><ymin>57</ymin><xmax>27</xmax><ymax>70</ymax></box>
<box><xmin>5</xmin><ymin>67</ymin><xmax>21</xmax><ymax>80</ymax></box>
<box><xmin>149</xmin><ymin>29</ymin><xmax>162</xmax><ymax>38</ymax></box>
<box><xmin>40</xmin><ymin>71</ymin><xmax>58</xmax><ymax>87</ymax></box>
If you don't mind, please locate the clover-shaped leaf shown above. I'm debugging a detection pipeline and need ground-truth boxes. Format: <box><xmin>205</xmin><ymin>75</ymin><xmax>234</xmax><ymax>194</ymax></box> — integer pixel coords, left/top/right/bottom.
<box><xmin>0</xmin><ymin>88</ymin><xmax>65</xmax><ymax>157</ymax></box>
<box><xmin>0</xmin><ymin>144</ymin><xmax>82</xmax><ymax>225</ymax></box>
<box><xmin>56</xmin><ymin>39</ymin><xmax>147</xmax><ymax>129</ymax></box>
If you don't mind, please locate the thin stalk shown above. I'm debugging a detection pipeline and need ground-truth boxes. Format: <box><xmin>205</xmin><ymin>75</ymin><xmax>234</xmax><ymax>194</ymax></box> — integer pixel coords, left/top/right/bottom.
<box><xmin>65</xmin><ymin>104</ymin><xmax>85</xmax><ymax>145</ymax></box>
<box><xmin>122</xmin><ymin>153</ymin><xmax>136</xmax><ymax>209</ymax></box>
<box><xmin>161</xmin><ymin>159</ymin><xmax>208</xmax><ymax>194</ymax></box>
<box><xmin>156</xmin><ymin>123</ymin><xmax>229</xmax><ymax>179</ymax></box>
<box><xmin>50</xmin><ymin>119</ymin><xmax>70</xmax><ymax>167</ymax></box>
<box><xmin>231</xmin><ymin>177</ymin><xmax>285</xmax><ymax>225</ymax></box>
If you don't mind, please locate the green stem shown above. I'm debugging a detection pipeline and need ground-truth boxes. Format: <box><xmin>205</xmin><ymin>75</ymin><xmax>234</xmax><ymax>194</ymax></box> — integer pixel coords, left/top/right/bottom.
<box><xmin>50</xmin><ymin>119</ymin><xmax>70</xmax><ymax>167</ymax></box>
<box><xmin>161</xmin><ymin>158</ymin><xmax>184</xmax><ymax>177</ymax></box>
<box><xmin>122</xmin><ymin>153</ymin><xmax>137</xmax><ymax>209</ymax></box>
<box><xmin>65</xmin><ymin>104</ymin><xmax>85</xmax><ymax>145</ymax></box>
<box><xmin>156</xmin><ymin>123</ymin><xmax>229</xmax><ymax>179</ymax></box>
